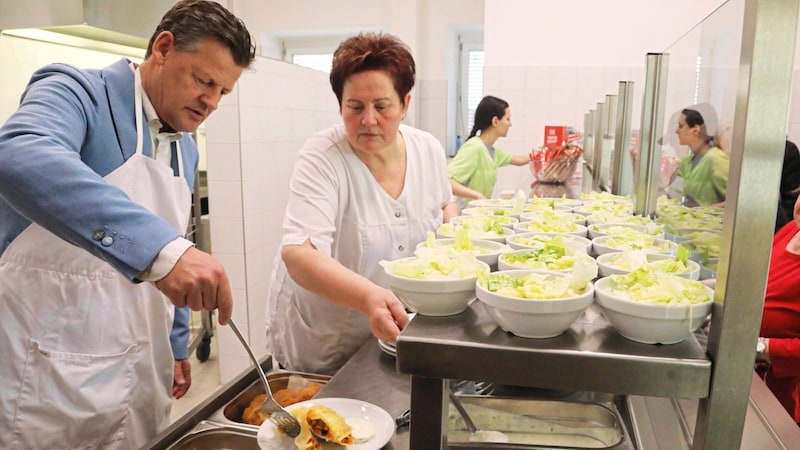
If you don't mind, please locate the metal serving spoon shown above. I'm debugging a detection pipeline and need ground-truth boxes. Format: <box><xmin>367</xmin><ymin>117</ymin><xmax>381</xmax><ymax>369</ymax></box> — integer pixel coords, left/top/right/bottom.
<box><xmin>228</xmin><ymin>318</ymin><xmax>301</xmax><ymax>438</ymax></box>
<box><xmin>449</xmin><ymin>390</ymin><xmax>509</xmax><ymax>443</ymax></box>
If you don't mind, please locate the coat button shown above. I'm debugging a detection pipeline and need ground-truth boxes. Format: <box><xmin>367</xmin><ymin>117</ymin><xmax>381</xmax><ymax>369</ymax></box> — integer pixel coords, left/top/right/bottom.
<box><xmin>398</xmin><ymin>245</ymin><xmax>405</xmax><ymax>251</ymax></box>
<box><xmin>92</xmin><ymin>230</ymin><xmax>105</xmax><ymax>241</ymax></box>
<box><xmin>101</xmin><ymin>236</ymin><xmax>114</xmax><ymax>247</ymax></box>
<box><xmin>395</xmin><ymin>212</ymin><xmax>401</xmax><ymax>218</ymax></box>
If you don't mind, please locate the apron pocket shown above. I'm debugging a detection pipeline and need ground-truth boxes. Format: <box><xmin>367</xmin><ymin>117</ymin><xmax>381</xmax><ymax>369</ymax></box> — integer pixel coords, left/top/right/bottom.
<box><xmin>12</xmin><ymin>339</ymin><xmax>137</xmax><ymax>450</ymax></box>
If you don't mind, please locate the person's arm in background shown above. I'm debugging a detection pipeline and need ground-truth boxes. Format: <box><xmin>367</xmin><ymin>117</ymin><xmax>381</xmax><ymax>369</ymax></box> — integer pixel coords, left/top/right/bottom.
<box><xmin>443</xmin><ymin>200</ymin><xmax>459</xmax><ymax>222</ymax></box>
<box><xmin>761</xmin><ymin>337</ymin><xmax>800</xmax><ymax>378</ymax></box>
<box><xmin>449</xmin><ymin>178</ymin><xmax>485</xmax><ymax>201</ymax></box>
<box><xmin>447</xmin><ymin>139</ymin><xmax>483</xmax><ymax>200</ymax></box>
<box><xmin>509</xmin><ymin>153</ymin><xmax>531</xmax><ymax>166</ymax></box>
<box><xmin>170</xmin><ymin>307</ymin><xmax>192</xmax><ymax>399</ymax></box>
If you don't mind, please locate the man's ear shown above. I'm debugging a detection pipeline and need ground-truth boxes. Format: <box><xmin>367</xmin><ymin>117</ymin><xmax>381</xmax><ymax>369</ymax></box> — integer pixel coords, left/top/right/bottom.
<box><xmin>151</xmin><ymin>31</ymin><xmax>176</xmax><ymax>63</ymax></box>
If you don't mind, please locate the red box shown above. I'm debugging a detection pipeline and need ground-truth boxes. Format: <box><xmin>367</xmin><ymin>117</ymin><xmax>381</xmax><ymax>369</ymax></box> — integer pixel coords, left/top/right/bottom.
<box><xmin>544</xmin><ymin>126</ymin><xmax>569</xmax><ymax>148</ymax></box>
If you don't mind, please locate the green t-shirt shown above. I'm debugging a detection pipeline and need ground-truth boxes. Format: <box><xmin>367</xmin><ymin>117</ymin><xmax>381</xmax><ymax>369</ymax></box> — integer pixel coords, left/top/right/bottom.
<box><xmin>447</xmin><ymin>136</ymin><xmax>513</xmax><ymax>202</ymax></box>
<box><xmin>676</xmin><ymin>146</ymin><xmax>729</xmax><ymax>206</ymax></box>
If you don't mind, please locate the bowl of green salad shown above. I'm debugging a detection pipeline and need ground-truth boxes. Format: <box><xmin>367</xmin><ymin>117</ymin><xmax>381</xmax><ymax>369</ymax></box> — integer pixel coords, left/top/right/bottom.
<box><xmin>591</xmin><ymin>233</ymin><xmax>677</xmax><ymax>256</ymax></box>
<box><xmin>595</xmin><ymin>250</ymin><xmax>700</xmax><ymax>280</ymax></box>
<box><xmin>437</xmin><ymin>221</ymin><xmax>515</xmax><ymax>244</ymax></box>
<box><xmin>594</xmin><ymin>271</ymin><xmax>713</xmax><ymax>344</ymax></box>
<box><xmin>497</xmin><ymin>238</ymin><xmax>596</xmax><ymax>273</ymax></box>
<box><xmin>475</xmin><ymin>266</ymin><xmax>596</xmax><ymax>338</ymax></box>
<box><xmin>506</xmin><ymin>232</ymin><xmax>592</xmax><ymax>254</ymax></box>
<box><xmin>415</xmin><ymin>230</ymin><xmax>511</xmax><ymax>270</ymax></box>
<box><xmin>381</xmin><ymin>254</ymin><xmax>490</xmax><ymax>316</ymax></box>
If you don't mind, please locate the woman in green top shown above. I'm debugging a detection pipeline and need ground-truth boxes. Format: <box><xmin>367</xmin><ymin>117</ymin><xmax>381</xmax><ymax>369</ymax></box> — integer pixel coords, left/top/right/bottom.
<box><xmin>673</xmin><ymin>106</ymin><xmax>729</xmax><ymax>207</ymax></box>
<box><xmin>447</xmin><ymin>96</ymin><xmax>530</xmax><ymax>207</ymax></box>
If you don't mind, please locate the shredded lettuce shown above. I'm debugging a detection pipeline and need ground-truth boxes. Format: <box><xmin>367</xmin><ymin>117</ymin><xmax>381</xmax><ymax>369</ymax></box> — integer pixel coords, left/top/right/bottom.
<box><xmin>605</xmin><ymin>251</ymin><xmax>690</xmax><ymax>274</ymax></box>
<box><xmin>604</xmin><ymin>270</ymin><xmax>710</xmax><ymax>305</ymax></box>
<box><xmin>602</xmin><ymin>232</ymin><xmax>673</xmax><ymax>252</ymax></box>
<box><xmin>438</xmin><ymin>221</ymin><xmax>507</xmax><ymax>239</ymax></box>
<box><xmin>501</xmin><ymin>236</ymin><xmax>594</xmax><ymax>271</ymax></box>
<box><xmin>381</xmin><ymin>254</ymin><xmax>488</xmax><ymax>280</ymax></box>
<box><xmin>478</xmin><ymin>266</ymin><xmax>594</xmax><ymax>299</ymax></box>
<box><xmin>416</xmin><ymin>230</ymin><xmax>511</xmax><ymax>257</ymax></box>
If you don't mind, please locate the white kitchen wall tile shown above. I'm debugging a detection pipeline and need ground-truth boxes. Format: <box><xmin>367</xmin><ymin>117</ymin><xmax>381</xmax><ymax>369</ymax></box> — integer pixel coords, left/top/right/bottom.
<box><xmin>550</xmin><ymin>66</ymin><xmax>579</xmax><ymax>92</ymax></box>
<box><xmin>205</xmin><ymin>142</ymin><xmax>242</xmax><ymax>182</ymax></box>
<box><xmin>290</xmin><ymin>109</ymin><xmax>317</xmax><ymax>141</ymax></box>
<box><xmin>524</xmin><ymin>67</ymin><xmax>551</xmax><ymax>92</ymax></box>
<box><xmin>242</xmin><ymin>209</ymin><xmax>270</xmax><ymax>251</ymax></box>
<box><xmin>500</xmin><ymin>66</ymin><xmax>526</xmax><ymax>92</ymax></box>
<box><xmin>576</xmin><ymin>66</ymin><xmax>604</xmax><ymax>94</ymax></box>
<box><xmin>207</xmin><ymin>179</ymin><xmax>244</xmax><ymax>218</ymax></box>
<box><xmin>238</xmin><ymin>105</ymin><xmax>271</xmax><ymax>143</ymax></box>
<box><xmin>240</xmin><ymin>143</ymin><xmax>273</xmax><ymax>183</ymax></box>
<box><xmin>208</xmin><ymin>216</ymin><xmax>245</xmax><ymax>256</ymax></box>
<box><xmin>483</xmin><ymin>66</ymin><xmax>502</xmax><ymax>92</ymax></box>
<box><xmin>205</xmin><ymin>105</ymin><xmax>241</xmax><ymax>144</ymax></box>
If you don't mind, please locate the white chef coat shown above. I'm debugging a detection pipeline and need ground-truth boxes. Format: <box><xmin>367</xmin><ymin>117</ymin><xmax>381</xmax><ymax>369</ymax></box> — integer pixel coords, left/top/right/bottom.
<box><xmin>266</xmin><ymin>124</ymin><xmax>452</xmax><ymax>375</ymax></box>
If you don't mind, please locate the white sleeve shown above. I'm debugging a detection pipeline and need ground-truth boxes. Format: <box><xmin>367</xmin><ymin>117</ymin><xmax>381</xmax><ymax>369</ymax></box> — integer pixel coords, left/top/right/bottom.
<box><xmin>280</xmin><ymin>138</ymin><xmax>340</xmax><ymax>257</ymax></box>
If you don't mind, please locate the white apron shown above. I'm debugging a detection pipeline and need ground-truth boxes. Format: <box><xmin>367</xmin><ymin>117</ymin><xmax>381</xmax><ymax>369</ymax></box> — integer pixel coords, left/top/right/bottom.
<box><xmin>0</xmin><ymin>69</ymin><xmax>191</xmax><ymax>449</ymax></box>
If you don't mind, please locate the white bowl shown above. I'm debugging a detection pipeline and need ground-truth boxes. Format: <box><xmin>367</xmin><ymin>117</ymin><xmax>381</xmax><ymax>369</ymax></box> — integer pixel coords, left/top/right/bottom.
<box><xmin>468</xmin><ymin>199</ymin><xmax>522</xmax><ymax>210</ymax></box>
<box><xmin>450</xmin><ymin>215</ymin><xmax>519</xmax><ymax>230</ymax></box>
<box><xmin>415</xmin><ymin>238</ymin><xmax>511</xmax><ymax>270</ymax></box>
<box><xmin>587</xmin><ymin>222</ymin><xmax>665</xmax><ymax>240</ymax></box>
<box><xmin>513</xmin><ymin>221</ymin><xmax>588</xmax><ymax>237</ymax></box>
<box><xmin>384</xmin><ymin>258</ymin><xmax>490</xmax><ymax>316</ymax></box>
<box><xmin>594</xmin><ymin>276</ymin><xmax>713</xmax><ymax>344</ymax></box>
<box><xmin>498</xmin><ymin>249</ymin><xmax>596</xmax><ymax>272</ymax></box>
<box><xmin>506</xmin><ymin>232</ymin><xmax>592</xmax><ymax>254</ymax></box>
<box><xmin>591</xmin><ymin>235</ymin><xmax>677</xmax><ymax>256</ymax></box>
<box><xmin>527</xmin><ymin>197</ymin><xmax>583</xmax><ymax>210</ymax></box>
<box><xmin>595</xmin><ymin>251</ymin><xmax>701</xmax><ymax>280</ymax></box>
<box><xmin>436</xmin><ymin>224</ymin><xmax>515</xmax><ymax>244</ymax></box>
<box><xmin>518</xmin><ymin>211</ymin><xmax>586</xmax><ymax>225</ymax></box>
<box><xmin>476</xmin><ymin>270</ymin><xmax>595</xmax><ymax>338</ymax></box>
<box><xmin>461</xmin><ymin>207</ymin><xmax>521</xmax><ymax>219</ymax></box>
<box><xmin>586</xmin><ymin>213</ymin><xmax>654</xmax><ymax>226</ymax></box>
<box><xmin>519</xmin><ymin>203</ymin><xmax>573</xmax><ymax>214</ymax></box>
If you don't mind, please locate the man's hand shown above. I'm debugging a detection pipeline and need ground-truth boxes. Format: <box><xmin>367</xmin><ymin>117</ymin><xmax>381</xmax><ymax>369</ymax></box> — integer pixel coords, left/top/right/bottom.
<box><xmin>173</xmin><ymin>359</ymin><xmax>192</xmax><ymax>399</ymax></box>
<box><xmin>156</xmin><ymin>247</ymin><xmax>233</xmax><ymax>324</ymax></box>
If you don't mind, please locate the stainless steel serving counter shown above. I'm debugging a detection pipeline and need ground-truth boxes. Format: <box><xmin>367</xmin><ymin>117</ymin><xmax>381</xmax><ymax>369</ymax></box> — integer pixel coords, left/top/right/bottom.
<box><xmin>395</xmin><ymin>301</ymin><xmax>800</xmax><ymax>449</ymax></box>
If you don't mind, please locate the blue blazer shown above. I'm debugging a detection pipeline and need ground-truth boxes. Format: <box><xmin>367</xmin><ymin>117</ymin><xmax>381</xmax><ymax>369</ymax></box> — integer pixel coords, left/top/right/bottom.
<box><xmin>0</xmin><ymin>58</ymin><xmax>197</xmax><ymax>358</ymax></box>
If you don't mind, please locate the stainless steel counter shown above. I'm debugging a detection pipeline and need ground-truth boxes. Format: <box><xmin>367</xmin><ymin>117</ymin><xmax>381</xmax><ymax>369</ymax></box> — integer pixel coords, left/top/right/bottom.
<box><xmin>316</xmin><ymin>339</ymin><xmax>411</xmax><ymax>449</ymax></box>
<box><xmin>394</xmin><ymin>301</ymin><xmax>800</xmax><ymax>449</ymax></box>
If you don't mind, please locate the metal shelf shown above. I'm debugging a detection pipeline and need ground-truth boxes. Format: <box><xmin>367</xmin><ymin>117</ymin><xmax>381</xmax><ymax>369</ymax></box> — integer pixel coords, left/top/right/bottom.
<box><xmin>397</xmin><ymin>303</ymin><xmax>711</xmax><ymax>400</ymax></box>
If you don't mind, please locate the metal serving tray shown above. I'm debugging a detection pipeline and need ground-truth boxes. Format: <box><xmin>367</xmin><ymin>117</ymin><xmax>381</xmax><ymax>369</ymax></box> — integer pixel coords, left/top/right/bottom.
<box><xmin>222</xmin><ymin>370</ymin><xmax>331</xmax><ymax>425</ymax></box>
<box><xmin>448</xmin><ymin>395</ymin><xmax>625</xmax><ymax>449</ymax></box>
<box><xmin>167</xmin><ymin>422</ymin><xmax>258</xmax><ymax>450</ymax></box>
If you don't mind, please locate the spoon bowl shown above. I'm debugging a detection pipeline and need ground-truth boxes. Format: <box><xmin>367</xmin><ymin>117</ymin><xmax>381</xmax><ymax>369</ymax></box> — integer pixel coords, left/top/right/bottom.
<box><xmin>449</xmin><ymin>390</ymin><xmax>509</xmax><ymax>443</ymax></box>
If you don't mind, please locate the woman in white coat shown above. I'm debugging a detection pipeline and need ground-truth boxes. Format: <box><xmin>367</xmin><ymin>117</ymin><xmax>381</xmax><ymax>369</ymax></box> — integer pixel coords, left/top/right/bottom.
<box><xmin>266</xmin><ymin>33</ymin><xmax>458</xmax><ymax>375</ymax></box>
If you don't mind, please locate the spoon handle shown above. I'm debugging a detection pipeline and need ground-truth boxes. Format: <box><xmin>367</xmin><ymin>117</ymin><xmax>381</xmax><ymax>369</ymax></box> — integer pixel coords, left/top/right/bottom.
<box><xmin>449</xmin><ymin>390</ymin><xmax>478</xmax><ymax>434</ymax></box>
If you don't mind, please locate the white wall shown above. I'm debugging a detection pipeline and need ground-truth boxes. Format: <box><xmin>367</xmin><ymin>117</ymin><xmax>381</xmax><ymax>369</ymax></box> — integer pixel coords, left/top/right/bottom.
<box><xmin>204</xmin><ymin>57</ymin><xmax>340</xmax><ymax>382</ymax></box>
<box><xmin>482</xmin><ymin>0</ymin><xmax>728</xmax><ymax>195</ymax></box>
<box><xmin>231</xmin><ymin>0</ymin><xmax>484</xmax><ymax>154</ymax></box>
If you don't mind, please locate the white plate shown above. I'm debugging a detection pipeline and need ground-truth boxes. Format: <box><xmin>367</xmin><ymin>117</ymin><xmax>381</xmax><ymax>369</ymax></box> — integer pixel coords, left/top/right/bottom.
<box><xmin>257</xmin><ymin>398</ymin><xmax>394</xmax><ymax>450</ymax></box>
<box><xmin>377</xmin><ymin>339</ymin><xmax>397</xmax><ymax>357</ymax></box>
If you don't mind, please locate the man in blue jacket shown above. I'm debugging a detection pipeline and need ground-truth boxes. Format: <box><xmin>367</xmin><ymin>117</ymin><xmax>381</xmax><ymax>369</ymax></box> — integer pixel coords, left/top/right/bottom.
<box><xmin>0</xmin><ymin>1</ymin><xmax>255</xmax><ymax>448</ymax></box>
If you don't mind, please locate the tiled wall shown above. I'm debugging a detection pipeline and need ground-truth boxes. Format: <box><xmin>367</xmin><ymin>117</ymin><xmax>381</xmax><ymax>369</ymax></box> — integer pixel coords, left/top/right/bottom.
<box><xmin>482</xmin><ymin>64</ymin><xmax>648</xmax><ymax>196</ymax></box>
<box><xmin>203</xmin><ymin>57</ymin><xmax>340</xmax><ymax>383</ymax></box>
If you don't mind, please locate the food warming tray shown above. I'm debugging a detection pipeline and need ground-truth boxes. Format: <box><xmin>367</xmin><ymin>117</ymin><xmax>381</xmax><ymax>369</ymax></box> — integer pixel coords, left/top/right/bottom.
<box><xmin>222</xmin><ymin>370</ymin><xmax>331</xmax><ymax>425</ymax></box>
<box><xmin>447</xmin><ymin>395</ymin><xmax>625</xmax><ymax>449</ymax></box>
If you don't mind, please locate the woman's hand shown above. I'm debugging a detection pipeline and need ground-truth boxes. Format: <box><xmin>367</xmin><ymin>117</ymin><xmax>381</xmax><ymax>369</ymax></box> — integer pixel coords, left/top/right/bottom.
<box><xmin>363</xmin><ymin>287</ymin><xmax>410</xmax><ymax>343</ymax></box>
